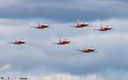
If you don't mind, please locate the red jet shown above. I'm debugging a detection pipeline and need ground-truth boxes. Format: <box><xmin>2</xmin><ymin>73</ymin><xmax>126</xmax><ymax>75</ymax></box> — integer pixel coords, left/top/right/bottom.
<box><xmin>77</xmin><ymin>46</ymin><xmax>96</xmax><ymax>53</ymax></box>
<box><xmin>70</xmin><ymin>20</ymin><xmax>89</xmax><ymax>28</ymax></box>
<box><xmin>94</xmin><ymin>24</ymin><xmax>112</xmax><ymax>31</ymax></box>
<box><xmin>52</xmin><ymin>38</ymin><xmax>71</xmax><ymax>45</ymax></box>
<box><xmin>31</xmin><ymin>21</ymin><xmax>50</xmax><ymax>29</ymax></box>
<box><xmin>8</xmin><ymin>39</ymin><xmax>26</xmax><ymax>45</ymax></box>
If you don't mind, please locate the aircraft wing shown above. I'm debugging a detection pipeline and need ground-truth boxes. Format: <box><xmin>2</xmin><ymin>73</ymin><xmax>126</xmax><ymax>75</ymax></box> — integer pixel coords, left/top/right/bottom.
<box><xmin>70</xmin><ymin>25</ymin><xmax>76</xmax><ymax>27</ymax></box>
<box><xmin>69</xmin><ymin>43</ymin><xmax>73</xmax><ymax>44</ymax></box>
<box><xmin>77</xmin><ymin>49</ymin><xmax>83</xmax><ymax>51</ymax></box>
<box><xmin>47</xmin><ymin>27</ymin><xmax>53</xmax><ymax>28</ymax></box>
<box><xmin>93</xmin><ymin>51</ymin><xmax>98</xmax><ymax>53</ymax></box>
<box><xmin>31</xmin><ymin>26</ymin><xmax>37</xmax><ymax>28</ymax></box>
<box><xmin>94</xmin><ymin>29</ymin><xmax>100</xmax><ymax>30</ymax></box>
<box><xmin>8</xmin><ymin>42</ymin><xmax>13</xmax><ymax>43</ymax></box>
<box><xmin>52</xmin><ymin>42</ymin><xmax>58</xmax><ymax>44</ymax></box>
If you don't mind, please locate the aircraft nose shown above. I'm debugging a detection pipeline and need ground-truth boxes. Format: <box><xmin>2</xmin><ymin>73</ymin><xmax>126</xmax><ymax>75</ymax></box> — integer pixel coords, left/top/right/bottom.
<box><xmin>93</xmin><ymin>49</ymin><xmax>96</xmax><ymax>50</ymax></box>
<box><xmin>86</xmin><ymin>23</ymin><xmax>89</xmax><ymax>24</ymax></box>
<box><xmin>69</xmin><ymin>41</ymin><xmax>71</xmax><ymax>42</ymax></box>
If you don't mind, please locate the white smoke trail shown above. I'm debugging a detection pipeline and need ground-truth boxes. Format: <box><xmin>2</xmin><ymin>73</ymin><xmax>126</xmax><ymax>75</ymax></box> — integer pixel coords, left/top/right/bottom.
<box><xmin>0</xmin><ymin>44</ymin><xmax>12</xmax><ymax>48</ymax></box>
<box><xmin>10</xmin><ymin>52</ymin><xmax>81</xmax><ymax>67</ymax></box>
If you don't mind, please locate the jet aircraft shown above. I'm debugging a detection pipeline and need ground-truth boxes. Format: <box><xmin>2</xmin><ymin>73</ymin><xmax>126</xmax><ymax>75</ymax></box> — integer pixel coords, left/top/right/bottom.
<box><xmin>70</xmin><ymin>20</ymin><xmax>89</xmax><ymax>28</ymax></box>
<box><xmin>52</xmin><ymin>38</ymin><xmax>71</xmax><ymax>45</ymax></box>
<box><xmin>77</xmin><ymin>46</ymin><xmax>96</xmax><ymax>53</ymax></box>
<box><xmin>31</xmin><ymin>21</ymin><xmax>51</xmax><ymax>29</ymax></box>
<box><xmin>94</xmin><ymin>24</ymin><xmax>112</xmax><ymax>31</ymax></box>
<box><xmin>8</xmin><ymin>38</ymin><xmax>26</xmax><ymax>45</ymax></box>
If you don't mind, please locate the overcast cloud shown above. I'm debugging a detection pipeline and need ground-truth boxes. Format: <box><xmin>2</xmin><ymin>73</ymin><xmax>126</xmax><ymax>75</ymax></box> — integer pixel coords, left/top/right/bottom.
<box><xmin>0</xmin><ymin>0</ymin><xmax>128</xmax><ymax>80</ymax></box>
<box><xmin>0</xmin><ymin>0</ymin><xmax>128</xmax><ymax>22</ymax></box>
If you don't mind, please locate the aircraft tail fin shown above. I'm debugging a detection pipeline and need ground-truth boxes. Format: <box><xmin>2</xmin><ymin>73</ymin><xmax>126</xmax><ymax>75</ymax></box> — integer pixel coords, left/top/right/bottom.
<box><xmin>77</xmin><ymin>19</ymin><xmax>79</xmax><ymax>25</ymax></box>
<box><xmin>15</xmin><ymin>38</ymin><xmax>17</xmax><ymax>42</ymax></box>
<box><xmin>38</xmin><ymin>21</ymin><xmax>40</xmax><ymax>27</ymax></box>
<box><xmin>59</xmin><ymin>37</ymin><xmax>61</xmax><ymax>42</ymax></box>
<box><xmin>84</xmin><ymin>45</ymin><xmax>86</xmax><ymax>50</ymax></box>
<box><xmin>101</xmin><ymin>23</ymin><xmax>103</xmax><ymax>28</ymax></box>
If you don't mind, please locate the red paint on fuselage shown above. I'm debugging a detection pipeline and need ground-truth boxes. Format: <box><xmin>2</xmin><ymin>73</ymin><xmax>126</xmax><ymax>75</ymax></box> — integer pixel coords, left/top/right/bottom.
<box><xmin>36</xmin><ymin>24</ymin><xmax>49</xmax><ymax>29</ymax></box>
<box><xmin>75</xmin><ymin>23</ymin><xmax>89</xmax><ymax>28</ymax></box>
<box><xmin>13</xmin><ymin>41</ymin><xmax>25</xmax><ymax>44</ymax></box>
<box><xmin>99</xmin><ymin>27</ymin><xmax>112</xmax><ymax>31</ymax></box>
<box><xmin>57</xmin><ymin>41</ymin><xmax>70</xmax><ymax>45</ymax></box>
<box><xmin>78</xmin><ymin>46</ymin><xmax>96</xmax><ymax>53</ymax></box>
<box><xmin>82</xmin><ymin>48</ymin><xmax>95</xmax><ymax>53</ymax></box>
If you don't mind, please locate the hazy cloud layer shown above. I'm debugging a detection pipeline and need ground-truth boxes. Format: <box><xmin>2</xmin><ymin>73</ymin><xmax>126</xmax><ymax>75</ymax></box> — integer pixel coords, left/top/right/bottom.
<box><xmin>0</xmin><ymin>0</ymin><xmax>128</xmax><ymax>22</ymax></box>
<box><xmin>0</xmin><ymin>18</ymin><xmax>128</xmax><ymax>80</ymax></box>
<box><xmin>0</xmin><ymin>0</ymin><xmax>128</xmax><ymax>80</ymax></box>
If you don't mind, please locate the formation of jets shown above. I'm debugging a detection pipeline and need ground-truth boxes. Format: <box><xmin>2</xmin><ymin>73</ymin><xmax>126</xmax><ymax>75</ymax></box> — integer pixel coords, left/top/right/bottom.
<box><xmin>7</xmin><ymin>19</ymin><xmax>114</xmax><ymax>54</ymax></box>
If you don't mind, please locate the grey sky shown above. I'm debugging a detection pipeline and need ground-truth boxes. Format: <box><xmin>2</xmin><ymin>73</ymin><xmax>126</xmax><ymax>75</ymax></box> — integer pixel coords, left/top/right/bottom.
<box><xmin>0</xmin><ymin>0</ymin><xmax>128</xmax><ymax>80</ymax></box>
<box><xmin>0</xmin><ymin>0</ymin><xmax>128</xmax><ymax>22</ymax></box>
